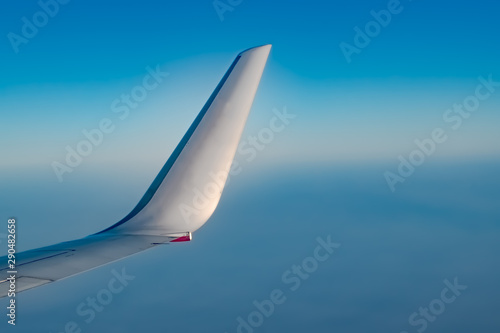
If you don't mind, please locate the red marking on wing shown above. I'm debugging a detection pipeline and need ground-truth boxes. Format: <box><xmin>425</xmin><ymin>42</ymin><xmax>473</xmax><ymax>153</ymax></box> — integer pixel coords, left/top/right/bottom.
<box><xmin>171</xmin><ymin>235</ymin><xmax>192</xmax><ymax>242</ymax></box>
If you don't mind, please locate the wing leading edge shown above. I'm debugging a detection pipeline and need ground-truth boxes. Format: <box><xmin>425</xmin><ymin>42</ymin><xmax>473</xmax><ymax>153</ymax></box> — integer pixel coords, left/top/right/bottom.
<box><xmin>0</xmin><ymin>45</ymin><xmax>271</xmax><ymax>297</ymax></box>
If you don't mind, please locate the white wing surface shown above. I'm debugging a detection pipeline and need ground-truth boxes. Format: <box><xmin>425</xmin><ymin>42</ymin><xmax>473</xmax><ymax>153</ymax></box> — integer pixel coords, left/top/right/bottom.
<box><xmin>0</xmin><ymin>45</ymin><xmax>271</xmax><ymax>297</ymax></box>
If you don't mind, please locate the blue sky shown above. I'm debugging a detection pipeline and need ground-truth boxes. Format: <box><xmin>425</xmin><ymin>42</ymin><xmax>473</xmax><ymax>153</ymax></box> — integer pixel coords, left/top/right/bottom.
<box><xmin>1</xmin><ymin>0</ymin><xmax>499</xmax><ymax>332</ymax></box>
<box><xmin>1</xmin><ymin>0</ymin><xmax>500</xmax><ymax>173</ymax></box>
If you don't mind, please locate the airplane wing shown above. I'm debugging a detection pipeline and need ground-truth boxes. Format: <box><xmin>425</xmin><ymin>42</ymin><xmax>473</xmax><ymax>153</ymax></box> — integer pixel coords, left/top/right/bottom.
<box><xmin>0</xmin><ymin>44</ymin><xmax>271</xmax><ymax>297</ymax></box>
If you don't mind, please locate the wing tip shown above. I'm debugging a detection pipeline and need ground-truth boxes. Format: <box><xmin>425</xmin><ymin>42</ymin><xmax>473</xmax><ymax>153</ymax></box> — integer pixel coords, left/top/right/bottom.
<box><xmin>239</xmin><ymin>44</ymin><xmax>272</xmax><ymax>56</ymax></box>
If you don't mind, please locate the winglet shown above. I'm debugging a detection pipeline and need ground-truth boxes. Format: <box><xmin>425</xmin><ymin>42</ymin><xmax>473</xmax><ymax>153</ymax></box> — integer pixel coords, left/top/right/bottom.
<box><xmin>100</xmin><ymin>45</ymin><xmax>271</xmax><ymax>236</ymax></box>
